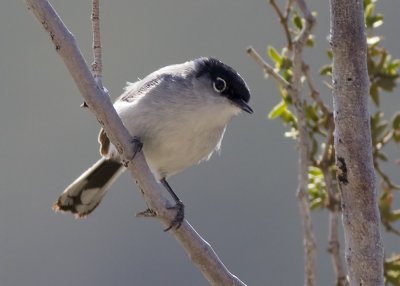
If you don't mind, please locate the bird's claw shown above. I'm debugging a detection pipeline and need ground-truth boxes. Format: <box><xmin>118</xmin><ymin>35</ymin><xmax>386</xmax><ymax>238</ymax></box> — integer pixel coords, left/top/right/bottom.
<box><xmin>132</xmin><ymin>136</ymin><xmax>143</xmax><ymax>158</ymax></box>
<box><xmin>122</xmin><ymin>136</ymin><xmax>143</xmax><ymax>167</ymax></box>
<box><xmin>136</xmin><ymin>208</ymin><xmax>157</xmax><ymax>218</ymax></box>
<box><xmin>164</xmin><ymin>201</ymin><xmax>185</xmax><ymax>231</ymax></box>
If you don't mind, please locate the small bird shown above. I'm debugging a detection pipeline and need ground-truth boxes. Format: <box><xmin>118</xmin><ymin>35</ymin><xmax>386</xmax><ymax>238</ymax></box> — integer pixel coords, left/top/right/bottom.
<box><xmin>53</xmin><ymin>57</ymin><xmax>252</xmax><ymax>230</ymax></box>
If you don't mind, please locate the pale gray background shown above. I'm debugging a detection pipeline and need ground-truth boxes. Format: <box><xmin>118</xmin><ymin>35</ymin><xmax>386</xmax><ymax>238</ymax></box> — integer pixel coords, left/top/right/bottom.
<box><xmin>1</xmin><ymin>1</ymin><xmax>399</xmax><ymax>285</ymax></box>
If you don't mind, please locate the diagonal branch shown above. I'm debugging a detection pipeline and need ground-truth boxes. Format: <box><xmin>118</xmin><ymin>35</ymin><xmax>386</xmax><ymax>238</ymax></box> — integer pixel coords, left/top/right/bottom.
<box><xmin>25</xmin><ymin>1</ymin><xmax>246</xmax><ymax>285</ymax></box>
<box><xmin>246</xmin><ymin>46</ymin><xmax>292</xmax><ymax>90</ymax></box>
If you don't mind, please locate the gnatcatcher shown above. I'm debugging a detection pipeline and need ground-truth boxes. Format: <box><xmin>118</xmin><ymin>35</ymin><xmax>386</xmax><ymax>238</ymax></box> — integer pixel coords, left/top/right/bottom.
<box><xmin>53</xmin><ymin>57</ymin><xmax>252</xmax><ymax>230</ymax></box>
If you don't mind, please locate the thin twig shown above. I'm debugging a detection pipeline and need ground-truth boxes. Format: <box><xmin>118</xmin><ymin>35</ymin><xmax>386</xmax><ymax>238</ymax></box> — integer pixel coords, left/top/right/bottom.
<box><xmin>25</xmin><ymin>1</ymin><xmax>246</xmax><ymax>285</ymax></box>
<box><xmin>291</xmin><ymin>1</ymin><xmax>317</xmax><ymax>285</ymax></box>
<box><xmin>284</xmin><ymin>0</ymin><xmax>296</xmax><ymax>19</ymax></box>
<box><xmin>91</xmin><ymin>0</ymin><xmax>103</xmax><ymax>88</ymax></box>
<box><xmin>246</xmin><ymin>46</ymin><xmax>292</xmax><ymax>90</ymax></box>
<box><xmin>268</xmin><ymin>0</ymin><xmax>293</xmax><ymax>50</ymax></box>
<box><xmin>296</xmin><ymin>0</ymin><xmax>314</xmax><ymax>25</ymax></box>
<box><xmin>375</xmin><ymin>161</ymin><xmax>400</xmax><ymax>190</ymax></box>
<box><xmin>319</xmin><ymin>118</ymin><xmax>335</xmax><ymax>170</ymax></box>
<box><xmin>302</xmin><ymin>62</ymin><xmax>331</xmax><ymax>116</ymax></box>
<box><xmin>321</xmin><ymin>166</ymin><xmax>348</xmax><ymax>286</ymax></box>
<box><xmin>327</xmin><ymin>212</ymin><xmax>349</xmax><ymax>286</ymax></box>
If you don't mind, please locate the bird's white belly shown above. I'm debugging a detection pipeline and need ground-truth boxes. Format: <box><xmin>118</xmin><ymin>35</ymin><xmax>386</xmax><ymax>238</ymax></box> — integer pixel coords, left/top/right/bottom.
<box><xmin>142</xmin><ymin>124</ymin><xmax>226</xmax><ymax>179</ymax></box>
<box><xmin>115</xmin><ymin>97</ymin><xmax>235</xmax><ymax>180</ymax></box>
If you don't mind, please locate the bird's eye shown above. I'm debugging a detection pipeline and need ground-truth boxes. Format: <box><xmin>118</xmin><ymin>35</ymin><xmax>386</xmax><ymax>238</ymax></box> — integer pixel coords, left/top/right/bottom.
<box><xmin>213</xmin><ymin>77</ymin><xmax>227</xmax><ymax>93</ymax></box>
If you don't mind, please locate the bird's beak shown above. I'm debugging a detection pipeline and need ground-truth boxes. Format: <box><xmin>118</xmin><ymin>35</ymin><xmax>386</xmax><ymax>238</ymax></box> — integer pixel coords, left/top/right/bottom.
<box><xmin>236</xmin><ymin>99</ymin><xmax>253</xmax><ymax>114</ymax></box>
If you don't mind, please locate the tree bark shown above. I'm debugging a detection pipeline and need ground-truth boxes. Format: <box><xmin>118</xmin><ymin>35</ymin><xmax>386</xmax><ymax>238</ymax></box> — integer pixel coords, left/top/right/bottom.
<box><xmin>329</xmin><ymin>0</ymin><xmax>384</xmax><ymax>285</ymax></box>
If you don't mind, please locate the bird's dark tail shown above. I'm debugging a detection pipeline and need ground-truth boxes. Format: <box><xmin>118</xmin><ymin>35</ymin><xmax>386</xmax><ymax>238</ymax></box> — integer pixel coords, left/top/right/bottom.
<box><xmin>53</xmin><ymin>158</ymin><xmax>124</xmax><ymax>217</ymax></box>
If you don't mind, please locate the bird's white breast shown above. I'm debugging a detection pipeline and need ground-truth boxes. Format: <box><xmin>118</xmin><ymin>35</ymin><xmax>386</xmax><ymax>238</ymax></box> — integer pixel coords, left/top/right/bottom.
<box><xmin>112</xmin><ymin>86</ymin><xmax>240</xmax><ymax>179</ymax></box>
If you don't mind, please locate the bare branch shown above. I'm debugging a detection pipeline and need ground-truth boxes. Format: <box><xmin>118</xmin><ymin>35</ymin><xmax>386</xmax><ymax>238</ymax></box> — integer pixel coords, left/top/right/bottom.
<box><xmin>25</xmin><ymin>1</ymin><xmax>246</xmax><ymax>285</ymax></box>
<box><xmin>330</xmin><ymin>0</ymin><xmax>384</xmax><ymax>284</ymax></box>
<box><xmin>312</xmin><ymin>110</ymin><xmax>344</xmax><ymax>286</ymax></box>
<box><xmin>327</xmin><ymin>211</ymin><xmax>348</xmax><ymax>286</ymax></box>
<box><xmin>375</xmin><ymin>162</ymin><xmax>400</xmax><ymax>191</ymax></box>
<box><xmin>291</xmin><ymin>1</ymin><xmax>317</xmax><ymax>285</ymax></box>
<box><xmin>302</xmin><ymin>63</ymin><xmax>331</xmax><ymax>116</ymax></box>
<box><xmin>91</xmin><ymin>0</ymin><xmax>103</xmax><ymax>88</ymax></box>
<box><xmin>296</xmin><ymin>0</ymin><xmax>314</xmax><ymax>26</ymax></box>
<box><xmin>284</xmin><ymin>0</ymin><xmax>296</xmax><ymax>19</ymax></box>
<box><xmin>319</xmin><ymin>118</ymin><xmax>335</xmax><ymax>170</ymax></box>
<box><xmin>246</xmin><ymin>46</ymin><xmax>292</xmax><ymax>90</ymax></box>
<box><xmin>321</xmin><ymin>166</ymin><xmax>348</xmax><ymax>286</ymax></box>
<box><xmin>268</xmin><ymin>0</ymin><xmax>293</xmax><ymax>50</ymax></box>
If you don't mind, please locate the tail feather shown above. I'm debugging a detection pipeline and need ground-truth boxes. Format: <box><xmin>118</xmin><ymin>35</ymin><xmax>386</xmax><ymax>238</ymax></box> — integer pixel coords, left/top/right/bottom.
<box><xmin>53</xmin><ymin>158</ymin><xmax>123</xmax><ymax>217</ymax></box>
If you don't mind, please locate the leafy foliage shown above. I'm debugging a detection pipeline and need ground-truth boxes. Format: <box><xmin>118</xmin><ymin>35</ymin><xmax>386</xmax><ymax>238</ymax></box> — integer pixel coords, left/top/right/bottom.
<box><xmin>385</xmin><ymin>255</ymin><xmax>400</xmax><ymax>285</ymax></box>
<box><xmin>307</xmin><ymin>166</ymin><xmax>327</xmax><ymax>210</ymax></box>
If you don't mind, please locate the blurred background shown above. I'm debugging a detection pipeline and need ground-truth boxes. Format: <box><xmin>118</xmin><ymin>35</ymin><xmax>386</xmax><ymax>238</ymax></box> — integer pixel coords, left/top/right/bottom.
<box><xmin>1</xmin><ymin>0</ymin><xmax>399</xmax><ymax>285</ymax></box>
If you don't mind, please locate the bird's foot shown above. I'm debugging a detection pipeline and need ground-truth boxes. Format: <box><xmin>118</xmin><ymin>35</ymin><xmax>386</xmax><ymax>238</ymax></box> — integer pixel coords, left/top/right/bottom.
<box><xmin>122</xmin><ymin>136</ymin><xmax>143</xmax><ymax>167</ymax></box>
<box><xmin>132</xmin><ymin>136</ymin><xmax>143</xmax><ymax>158</ymax></box>
<box><xmin>136</xmin><ymin>208</ymin><xmax>157</xmax><ymax>218</ymax></box>
<box><xmin>164</xmin><ymin>201</ymin><xmax>185</xmax><ymax>231</ymax></box>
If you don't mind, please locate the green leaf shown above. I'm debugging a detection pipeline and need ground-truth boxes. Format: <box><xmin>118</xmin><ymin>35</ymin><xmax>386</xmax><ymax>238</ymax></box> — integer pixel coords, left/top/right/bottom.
<box><xmin>370</xmin><ymin>82</ymin><xmax>380</xmax><ymax>106</ymax></box>
<box><xmin>376</xmin><ymin>76</ymin><xmax>397</xmax><ymax>92</ymax></box>
<box><xmin>307</xmin><ymin>166</ymin><xmax>327</xmax><ymax>210</ymax></box>
<box><xmin>310</xmin><ymin>198</ymin><xmax>323</xmax><ymax>210</ymax></box>
<box><xmin>279</xmin><ymin>109</ymin><xmax>296</xmax><ymax>126</ymax></box>
<box><xmin>367</xmin><ymin>36</ymin><xmax>381</xmax><ymax>46</ymax></box>
<box><xmin>268</xmin><ymin>100</ymin><xmax>287</xmax><ymax>119</ymax></box>
<box><xmin>306</xmin><ymin>35</ymin><xmax>315</xmax><ymax>47</ymax></box>
<box><xmin>310</xmin><ymin>137</ymin><xmax>319</xmax><ymax>159</ymax></box>
<box><xmin>393</xmin><ymin>131</ymin><xmax>400</xmax><ymax>143</ymax></box>
<box><xmin>387</xmin><ymin>60</ymin><xmax>400</xmax><ymax>72</ymax></box>
<box><xmin>308</xmin><ymin>166</ymin><xmax>323</xmax><ymax>176</ymax></box>
<box><xmin>293</xmin><ymin>15</ymin><xmax>303</xmax><ymax>30</ymax></box>
<box><xmin>392</xmin><ymin>113</ymin><xmax>400</xmax><ymax>130</ymax></box>
<box><xmin>389</xmin><ymin>210</ymin><xmax>400</xmax><ymax>222</ymax></box>
<box><xmin>364</xmin><ymin>3</ymin><xmax>374</xmax><ymax>19</ymax></box>
<box><xmin>376</xmin><ymin>51</ymin><xmax>388</xmax><ymax>72</ymax></box>
<box><xmin>280</xmin><ymin>58</ymin><xmax>292</xmax><ymax>70</ymax></box>
<box><xmin>305</xmin><ymin>104</ymin><xmax>319</xmax><ymax>122</ymax></box>
<box><xmin>267</xmin><ymin>46</ymin><xmax>282</xmax><ymax>66</ymax></box>
<box><xmin>371</xmin><ymin>111</ymin><xmax>383</xmax><ymax>125</ymax></box>
<box><xmin>373</xmin><ymin>18</ymin><xmax>383</xmax><ymax>28</ymax></box>
<box><xmin>385</xmin><ymin>255</ymin><xmax>400</xmax><ymax>285</ymax></box>
<box><xmin>319</xmin><ymin>65</ymin><xmax>332</xmax><ymax>76</ymax></box>
<box><xmin>367</xmin><ymin>14</ymin><xmax>384</xmax><ymax>28</ymax></box>
<box><xmin>282</xmin><ymin>69</ymin><xmax>293</xmax><ymax>82</ymax></box>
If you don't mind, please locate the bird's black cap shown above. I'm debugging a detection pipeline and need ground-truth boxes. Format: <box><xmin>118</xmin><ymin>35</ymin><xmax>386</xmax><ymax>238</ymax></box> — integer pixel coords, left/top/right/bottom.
<box><xmin>195</xmin><ymin>57</ymin><xmax>253</xmax><ymax>114</ymax></box>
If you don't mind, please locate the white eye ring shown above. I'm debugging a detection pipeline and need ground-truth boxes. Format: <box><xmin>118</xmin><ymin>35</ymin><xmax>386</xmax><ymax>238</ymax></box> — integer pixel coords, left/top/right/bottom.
<box><xmin>213</xmin><ymin>77</ymin><xmax>227</xmax><ymax>93</ymax></box>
